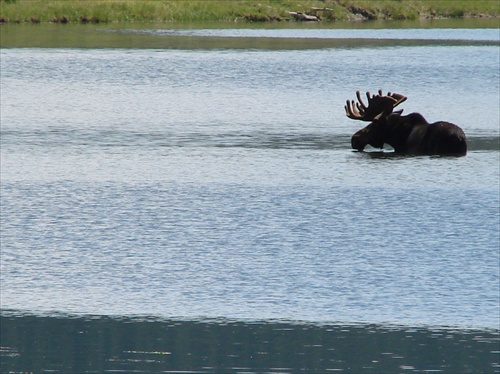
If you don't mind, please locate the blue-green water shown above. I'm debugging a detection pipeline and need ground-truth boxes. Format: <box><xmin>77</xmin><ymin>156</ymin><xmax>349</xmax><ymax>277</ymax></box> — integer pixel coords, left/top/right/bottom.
<box><xmin>1</xmin><ymin>24</ymin><xmax>499</xmax><ymax>372</ymax></box>
<box><xmin>1</xmin><ymin>313</ymin><xmax>499</xmax><ymax>373</ymax></box>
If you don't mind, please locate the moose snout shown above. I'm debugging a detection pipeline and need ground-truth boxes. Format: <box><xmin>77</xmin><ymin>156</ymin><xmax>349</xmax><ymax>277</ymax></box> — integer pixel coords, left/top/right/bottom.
<box><xmin>351</xmin><ymin>133</ymin><xmax>365</xmax><ymax>151</ymax></box>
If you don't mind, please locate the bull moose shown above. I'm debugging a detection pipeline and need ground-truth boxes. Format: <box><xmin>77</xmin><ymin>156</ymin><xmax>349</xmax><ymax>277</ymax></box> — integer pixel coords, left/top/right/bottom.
<box><xmin>345</xmin><ymin>90</ymin><xmax>467</xmax><ymax>156</ymax></box>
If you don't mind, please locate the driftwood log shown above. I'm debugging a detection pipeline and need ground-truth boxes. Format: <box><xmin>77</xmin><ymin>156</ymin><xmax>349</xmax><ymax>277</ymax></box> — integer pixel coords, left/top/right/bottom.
<box><xmin>310</xmin><ymin>7</ymin><xmax>334</xmax><ymax>12</ymax></box>
<box><xmin>288</xmin><ymin>12</ymin><xmax>320</xmax><ymax>21</ymax></box>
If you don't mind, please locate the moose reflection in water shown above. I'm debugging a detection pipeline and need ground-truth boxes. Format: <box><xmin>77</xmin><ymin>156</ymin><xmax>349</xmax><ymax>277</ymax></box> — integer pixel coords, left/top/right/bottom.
<box><xmin>345</xmin><ymin>90</ymin><xmax>467</xmax><ymax>156</ymax></box>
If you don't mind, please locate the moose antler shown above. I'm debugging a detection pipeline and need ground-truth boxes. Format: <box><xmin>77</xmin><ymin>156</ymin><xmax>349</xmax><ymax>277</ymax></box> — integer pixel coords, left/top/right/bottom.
<box><xmin>345</xmin><ymin>90</ymin><xmax>407</xmax><ymax>121</ymax></box>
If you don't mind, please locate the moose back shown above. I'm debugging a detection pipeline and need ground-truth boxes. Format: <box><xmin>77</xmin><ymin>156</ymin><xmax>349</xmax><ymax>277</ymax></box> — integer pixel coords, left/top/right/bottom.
<box><xmin>345</xmin><ymin>91</ymin><xmax>467</xmax><ymax>156</ymax></box>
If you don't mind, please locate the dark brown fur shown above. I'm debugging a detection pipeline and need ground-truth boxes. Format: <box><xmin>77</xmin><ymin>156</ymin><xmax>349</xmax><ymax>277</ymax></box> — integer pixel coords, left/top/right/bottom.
<box><xmin>351</xmin><ymin>112</ymin><xmax>467</xmax><ymax>156</ymax></box>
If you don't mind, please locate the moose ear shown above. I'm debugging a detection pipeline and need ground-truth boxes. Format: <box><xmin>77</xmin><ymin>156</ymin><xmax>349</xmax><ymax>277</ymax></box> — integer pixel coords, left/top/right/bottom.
<box><xmin>393</xmin><ymin>109</ymin><xmax>404</xmax><ymax>115</ymax></box>
<box><xmin>373</xmin><ymin>112</ymin><xmax>385</xmax><ymax>121</ymax></box>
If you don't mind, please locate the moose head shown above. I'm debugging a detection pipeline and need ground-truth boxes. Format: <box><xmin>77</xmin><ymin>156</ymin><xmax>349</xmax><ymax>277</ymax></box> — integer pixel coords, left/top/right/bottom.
<box><xmin>345</xmin><ymin>90</ymin><xmax>467</xmax><ymax>156</ymax></box>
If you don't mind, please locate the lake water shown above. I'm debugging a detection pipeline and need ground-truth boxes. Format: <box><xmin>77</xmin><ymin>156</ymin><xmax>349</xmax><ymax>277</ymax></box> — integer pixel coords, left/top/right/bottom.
<box><xmin>1</xmin><ymin>23</ymin><xmax>499</xmax><ymax>373</ymax></box>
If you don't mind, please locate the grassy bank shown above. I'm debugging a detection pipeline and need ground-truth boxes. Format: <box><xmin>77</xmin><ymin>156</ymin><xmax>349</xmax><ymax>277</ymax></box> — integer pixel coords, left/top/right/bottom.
<box><xmin>0</xmin><ymin>0</ymin><xmax>499</xmax><ymax>24</ymax></box>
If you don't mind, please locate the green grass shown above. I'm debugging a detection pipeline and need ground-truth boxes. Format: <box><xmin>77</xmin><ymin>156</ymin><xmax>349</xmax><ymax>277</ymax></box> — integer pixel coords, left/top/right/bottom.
<box><xmin>344</xmin><ymin>0</ymin><xmax>500</xmax><ymax>20</ymax></box>
<box><xmin>0</xmin><ymin>0</ymin><xmax>499</xmax><ymax>24</ymax></box>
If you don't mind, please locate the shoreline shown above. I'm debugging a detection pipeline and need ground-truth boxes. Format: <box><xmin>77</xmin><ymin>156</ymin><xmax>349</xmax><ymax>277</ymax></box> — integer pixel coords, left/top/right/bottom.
<box><xmin>1</xmin><ymin>0</ymin><xmax>499</xmax><ymax>25</ymax></box>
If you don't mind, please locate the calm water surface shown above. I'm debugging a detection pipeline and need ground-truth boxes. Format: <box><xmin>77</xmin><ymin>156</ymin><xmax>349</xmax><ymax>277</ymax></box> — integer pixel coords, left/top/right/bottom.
<box><xmin>1</xmin><ymin>24</ymin><xmax>499</xmax><ymax>372</ymax></box>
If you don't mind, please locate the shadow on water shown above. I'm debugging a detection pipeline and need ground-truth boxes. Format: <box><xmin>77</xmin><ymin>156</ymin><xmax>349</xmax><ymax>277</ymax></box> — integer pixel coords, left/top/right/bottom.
<box><xmin>1</xmin><ymin>312</ymin><xmax>499</xmax><ymax>373</ymax></box>
<box><xmin>355</xmin><ymin>151</ymin><xmax>467</xmax><ymax>159</ymax></box>
<box><xmin>1</xmin><ymin>129</ymin><xmax>498</xmax><ymax>152</ymax></box>
<box><xmin>1</xmin><ymin>22</ymin><xmax>499</xmax><ymax>49</ymax></box>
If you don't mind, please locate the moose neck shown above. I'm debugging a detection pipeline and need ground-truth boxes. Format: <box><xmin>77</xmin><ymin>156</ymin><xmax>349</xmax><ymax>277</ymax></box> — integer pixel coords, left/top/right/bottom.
<box><xmin>382</xmin><ymin>113</ymin><xmax>428</xmax><ymax>153</ymax></box>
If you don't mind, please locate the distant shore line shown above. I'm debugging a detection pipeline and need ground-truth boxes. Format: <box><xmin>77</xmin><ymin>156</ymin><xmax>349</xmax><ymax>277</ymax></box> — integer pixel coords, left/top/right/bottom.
<box><xmin>1</xmin><ymin>0</ymin><xmax>499</xmax><ymax>25</ymax></box>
